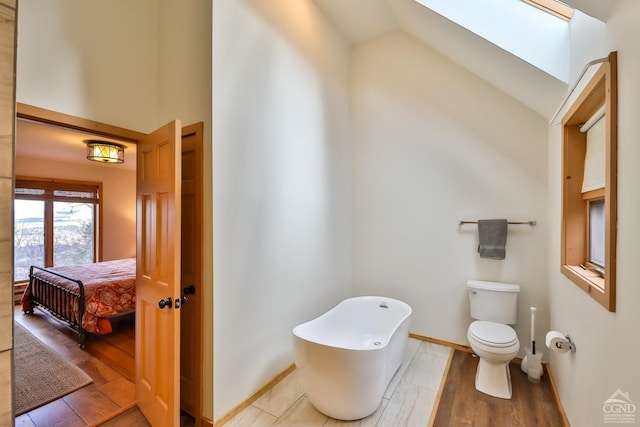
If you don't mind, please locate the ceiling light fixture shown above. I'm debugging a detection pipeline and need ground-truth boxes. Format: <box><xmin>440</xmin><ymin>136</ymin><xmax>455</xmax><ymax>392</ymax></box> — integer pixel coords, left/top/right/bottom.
<box><xmin>84</xmin><ymin>140</ymin><xmax>126</xmax><ymax>163</ymax></box>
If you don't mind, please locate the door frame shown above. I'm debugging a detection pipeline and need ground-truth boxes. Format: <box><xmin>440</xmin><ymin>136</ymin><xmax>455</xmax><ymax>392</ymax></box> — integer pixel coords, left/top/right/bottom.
<box><xmin>180</xmin><ymin>122</ymin><xmax>204</xmax><ymax>423</ymax></box>
<box><xmin>14</xmin><ymin>103</ymin><xmax>206</xmax><ymax>425</ymax></box>
<box><xmin>17</xmin><ymin>103</ymin><xmax>147</xmax><ymax>143</ymax></box>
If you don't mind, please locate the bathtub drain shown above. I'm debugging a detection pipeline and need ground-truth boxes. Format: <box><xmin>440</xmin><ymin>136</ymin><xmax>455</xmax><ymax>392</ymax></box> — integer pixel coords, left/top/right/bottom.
<box><xmin>374</xmin><ymin>341</ymin><xmax>382</xmax><ymax>346</ymax></box>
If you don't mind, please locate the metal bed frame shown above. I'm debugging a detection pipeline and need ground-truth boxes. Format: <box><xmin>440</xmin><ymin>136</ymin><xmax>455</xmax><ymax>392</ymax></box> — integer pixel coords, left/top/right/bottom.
<box><xmin>24</xmin><ymin>265</ymin><xmax>87</xmax><ymax>348</ymax></box>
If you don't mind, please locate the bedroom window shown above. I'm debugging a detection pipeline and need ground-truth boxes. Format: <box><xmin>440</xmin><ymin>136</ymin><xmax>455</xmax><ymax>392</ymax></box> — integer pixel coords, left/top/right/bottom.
<box><xmin>14</xmin><ymin>177</ymin><xmax>102</xmax><ymax>282</ymax></box>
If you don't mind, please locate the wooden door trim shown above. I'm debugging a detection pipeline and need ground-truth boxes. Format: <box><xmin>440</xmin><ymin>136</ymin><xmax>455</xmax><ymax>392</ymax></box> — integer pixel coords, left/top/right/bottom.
<box><xmin>17</xmin><ymin>103</ymin><xmax>147</xmax><ymax>142</ymax></box>
<box><xmin>181</xmin><ymin>122</ymin><xmax>204</xmax><ymax>425</ymax></box>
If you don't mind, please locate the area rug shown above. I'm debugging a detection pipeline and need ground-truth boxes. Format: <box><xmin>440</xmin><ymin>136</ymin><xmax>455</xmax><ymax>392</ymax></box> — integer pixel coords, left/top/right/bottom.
<box><xmin>14</xmin><ymin>322</ymin><xmax>93</xmax><ymax>415</ymax></box>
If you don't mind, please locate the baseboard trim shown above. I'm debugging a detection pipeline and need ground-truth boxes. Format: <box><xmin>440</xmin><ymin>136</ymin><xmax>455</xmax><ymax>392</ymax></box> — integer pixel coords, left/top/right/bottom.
<box><xmin>409</xmin><ymin>332</ymin><xmax>473</xmax><ymax>353</ymax></box>
<box><xmin>409</xmin><ymin>332</ymin><xmax>535</xmax><ymax>363</ymax></box>
<box><xmin>545</xmin><ymin>363</ymin><xmax>571</xmax><ymax>427</ymax></box>
<box><xmin>213</xmin><ymin>363</ymin><xmax>296</xmax><ymax>426</ymax></box>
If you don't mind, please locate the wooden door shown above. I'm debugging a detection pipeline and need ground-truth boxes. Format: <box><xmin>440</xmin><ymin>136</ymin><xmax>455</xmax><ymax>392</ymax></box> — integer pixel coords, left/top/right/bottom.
<box><xmin>180</xmin><ymin>123</ymin><xmax>203</xmax><ymax>420</ymax></box>
<box><xmin>136</xmin><ymin>120</ymin><xmax>182</xmax><ymax>427</ymax></box>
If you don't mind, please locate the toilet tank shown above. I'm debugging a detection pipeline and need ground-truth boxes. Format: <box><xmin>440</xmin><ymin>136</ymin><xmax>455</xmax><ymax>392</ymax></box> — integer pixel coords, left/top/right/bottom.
<box><xmin>468</xmin><ymin>280</ymin><xmax>520</xmax><ymax>324</ymax></box>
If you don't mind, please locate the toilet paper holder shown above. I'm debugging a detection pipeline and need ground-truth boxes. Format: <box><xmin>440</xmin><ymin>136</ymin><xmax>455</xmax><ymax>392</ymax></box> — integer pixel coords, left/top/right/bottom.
<box><xmin>554</xmin><ymin>334</ymin><xmax>577</xmax><ymax>352</ymax></box>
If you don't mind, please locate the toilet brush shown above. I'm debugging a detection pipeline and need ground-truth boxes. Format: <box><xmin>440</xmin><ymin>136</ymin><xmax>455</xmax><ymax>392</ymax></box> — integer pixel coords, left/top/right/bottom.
<box><xmin>521</xmin><ymin>307</ymin><xmax>544</xmax><ymax>380</ymax></box>
<box><xmin>530</xmin><ymin>306</ymin><xmax>536</xmax><ymax>358</ymax></box>
<box><xmin>521</xmin><ymin>307</ymin><xmax>536</xmax><ymax>374</ymax></box>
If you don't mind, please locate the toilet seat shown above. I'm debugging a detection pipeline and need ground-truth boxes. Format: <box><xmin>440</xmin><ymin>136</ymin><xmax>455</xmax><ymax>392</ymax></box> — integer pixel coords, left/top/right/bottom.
<box><xmin>468</xmin><ymin>321</ymin><xmax>518</xmax><ymax>348</ymax></box>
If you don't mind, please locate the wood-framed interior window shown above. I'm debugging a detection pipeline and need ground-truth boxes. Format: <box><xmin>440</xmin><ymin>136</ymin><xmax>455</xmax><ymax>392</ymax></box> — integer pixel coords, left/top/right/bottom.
<box><xmin>561</xmin><ymin>51</ymin><xmax>617</xmax><ymax>311</ymax></box>
<box><xmin>14</xmin><ymin>177</ymin><xmax>103</xmax><ymax>283</ymax></box>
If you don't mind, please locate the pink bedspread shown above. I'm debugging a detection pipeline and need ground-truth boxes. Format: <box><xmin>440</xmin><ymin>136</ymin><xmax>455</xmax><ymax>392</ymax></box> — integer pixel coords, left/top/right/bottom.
<box><xmin>22</xmin><ymin>258</ymin><xmax>136</xmax><ymax>334</ymax></box>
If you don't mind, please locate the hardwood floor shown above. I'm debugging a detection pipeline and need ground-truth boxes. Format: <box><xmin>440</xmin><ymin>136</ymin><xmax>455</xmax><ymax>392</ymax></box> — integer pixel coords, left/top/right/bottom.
<box><xmin>13</xmin><ymin>306</ymin><xmax>195</xmax><ymax>426</ymax></box>
<box><xmin>432</xmin><ymin>350</ymin><xmax>566</xmax><ymax>427</ymax></box>
<box><xmin>100</xmin><ymin>407</ymin><xmax>195</xmax><ymax>427</ymax></box>
<box><xmin>14</xmin><ymin>306</ymin><xmax>137</xmax><ymax>426</ymax></box>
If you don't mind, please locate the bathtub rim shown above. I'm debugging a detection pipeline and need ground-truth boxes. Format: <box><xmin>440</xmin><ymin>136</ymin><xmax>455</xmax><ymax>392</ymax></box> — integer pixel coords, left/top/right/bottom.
<box><xmin>292</xmin><ymin>295</ymin><xmax>412</xmax><ymax>351</ymax></box>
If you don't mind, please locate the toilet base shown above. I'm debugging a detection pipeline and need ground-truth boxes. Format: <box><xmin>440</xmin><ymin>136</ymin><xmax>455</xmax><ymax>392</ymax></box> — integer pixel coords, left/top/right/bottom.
<box><xmin>474</xmin><ymin>358</ymin><xmax>513</xmax><ymax>399</ymax></box>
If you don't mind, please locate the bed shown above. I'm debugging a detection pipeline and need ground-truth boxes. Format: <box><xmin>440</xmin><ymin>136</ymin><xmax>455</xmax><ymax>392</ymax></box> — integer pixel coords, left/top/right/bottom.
<box><xmin>21</xmin><ymin>258</ymin><xmax>136</xmax><ymax>348</ymax></box>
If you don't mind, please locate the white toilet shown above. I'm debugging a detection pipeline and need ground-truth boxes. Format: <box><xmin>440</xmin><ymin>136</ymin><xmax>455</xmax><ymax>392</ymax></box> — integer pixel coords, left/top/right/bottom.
<box><xmin>466</xmin><ymin>280</ymin><xmax>520</xmax><ymax>399</ymax></box>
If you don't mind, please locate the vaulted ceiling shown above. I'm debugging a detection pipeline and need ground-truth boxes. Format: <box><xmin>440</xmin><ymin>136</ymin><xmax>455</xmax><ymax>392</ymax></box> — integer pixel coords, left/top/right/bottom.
<box><xmin>313</xmin><ymin>0</ymin><xmax>617</xmax><ymax>118</ymax></box>
<box><xmin>18</xmin><ymin>0</ymin><xmax>617</xmax><ymax>165</ymax></box>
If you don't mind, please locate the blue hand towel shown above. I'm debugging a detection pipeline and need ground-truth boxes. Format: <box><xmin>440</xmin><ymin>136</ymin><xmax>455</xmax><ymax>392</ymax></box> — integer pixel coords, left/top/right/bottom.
<box><xmin>478</xmin><ymin>219</ymin><xmax>508</xmax><ymax>260</ymax></box>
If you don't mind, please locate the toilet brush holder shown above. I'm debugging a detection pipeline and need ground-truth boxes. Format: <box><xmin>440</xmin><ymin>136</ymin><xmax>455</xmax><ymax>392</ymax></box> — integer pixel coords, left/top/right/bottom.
<box><xmin>521</xmin><ymin>346</ymin><xmax>544</xmax><ymax>380</ymax></box>
<box><xmin>526</xmin><ymin>349</ymin><xmax>543</xmax><ymax>383</ymax></box>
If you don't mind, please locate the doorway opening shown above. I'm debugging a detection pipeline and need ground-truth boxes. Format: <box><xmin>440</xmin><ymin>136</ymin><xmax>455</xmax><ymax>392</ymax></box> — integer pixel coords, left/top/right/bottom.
<box><xmin>13</xmin><ymin>104</ymin><xmax>204</xmax><ymax>426</ymax></box>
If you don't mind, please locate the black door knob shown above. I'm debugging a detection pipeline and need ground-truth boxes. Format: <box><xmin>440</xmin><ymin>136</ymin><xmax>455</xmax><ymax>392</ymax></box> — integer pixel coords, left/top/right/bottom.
<box><xmin>184</xmin><ymin>284</ymin><xmax>196</xmax><ymax>295</ymax></box>
<box><xmin>158</xmin><ymin>297</ymin><xmax>173</xmax><ymax>309</ymax></box>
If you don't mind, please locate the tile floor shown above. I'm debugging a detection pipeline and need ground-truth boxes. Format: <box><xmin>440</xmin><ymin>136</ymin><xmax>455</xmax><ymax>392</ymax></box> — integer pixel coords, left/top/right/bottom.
<box><xmin>225</xmin><ymin>338</ymin><xmax>451</xmax><ymax>427</ymax></box>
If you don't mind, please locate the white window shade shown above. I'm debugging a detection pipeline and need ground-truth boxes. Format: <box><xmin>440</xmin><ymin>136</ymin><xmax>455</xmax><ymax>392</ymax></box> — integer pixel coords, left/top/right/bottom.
<box><xmin>581</xmin><ymin>108</ymin><xmax>606</xmax><ymax>193</ymax></box>
<box><xmin>589</xmin><ymin>200</ymin><xmax>605</xmax><ymax>267</ymax></box>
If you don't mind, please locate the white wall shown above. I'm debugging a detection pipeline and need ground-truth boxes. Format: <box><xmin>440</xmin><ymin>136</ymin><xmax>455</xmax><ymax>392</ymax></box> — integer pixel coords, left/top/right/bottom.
<box><xmin>351</xmin><ymin>31</ymin><xmax>549</xmax><ymax>352</ymax></box>
<box><xmin>212</xmin><ymin>0</ymin><xmax>352</xmax><ymax>419</ymax></box>
<box><xmin>157</xmin><ymin>0</ymin><xmax>212</xmax><ymax>128</ymax></box>
<box><xmin>15</xmin><ymin>156</ymin><xmax>136</xmax><ymax>261</ymax></box>
<box><xmin>16</xmin><ymin>0</ymin><xmax>160</xmax><ymax>133</ymax></box>
<box><xmin>547</xmin><ymin>1</ymin><xmax>640</xmax><ymax>425</ymax></box>
<box><xmin>568</xmin><ymin>10</ymin><xmax>610</xmax><ymax>84</ymax></box>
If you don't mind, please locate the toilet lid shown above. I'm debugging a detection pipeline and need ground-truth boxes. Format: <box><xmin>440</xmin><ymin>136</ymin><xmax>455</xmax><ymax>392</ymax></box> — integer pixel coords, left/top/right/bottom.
<box><xmin>469</xmin><ymin>321</ymin><xmax>518</xmax><ymax>347</ymax></box>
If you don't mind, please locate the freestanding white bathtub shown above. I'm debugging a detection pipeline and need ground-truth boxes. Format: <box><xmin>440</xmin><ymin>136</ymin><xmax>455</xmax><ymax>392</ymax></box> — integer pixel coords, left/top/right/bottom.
<box><xmin>292</xmin><ymin>296</ymin><xmax>412</xmax><ymax>420</ymax></box>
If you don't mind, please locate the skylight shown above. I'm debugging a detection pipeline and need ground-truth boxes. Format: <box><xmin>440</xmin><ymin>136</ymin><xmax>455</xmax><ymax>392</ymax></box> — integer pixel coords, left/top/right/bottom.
<box><xmin>522</xmin><ymin>0</ymin><xmax>574</xmax><ymax>21</ymax></box>
<box><xmin>413</xmin><ymin>0</ymin><xmax>570</xmax><ymax>82</ymax></box>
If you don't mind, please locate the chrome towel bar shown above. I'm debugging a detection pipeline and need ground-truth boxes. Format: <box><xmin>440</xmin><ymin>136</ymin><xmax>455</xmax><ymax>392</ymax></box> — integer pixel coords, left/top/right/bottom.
<box><xmin>459</xmin><ymin>220</ymin><xmax>536</xmax><ymax>226</ymax></box>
